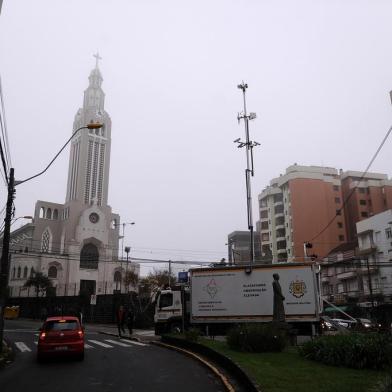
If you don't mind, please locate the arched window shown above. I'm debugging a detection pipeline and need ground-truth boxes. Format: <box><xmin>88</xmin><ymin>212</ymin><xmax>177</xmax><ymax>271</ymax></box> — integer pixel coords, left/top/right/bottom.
<box><xmin>12</xmin><ymin>267</ymin><xmax>15</xmax><ymax>278</ymax></box>
<box><xmin>46</xmin><ymin>208</ymin><xmax>52</xmax><ymax>220</ymax></box>
<box><xmin>80</xmin><ymin>243</ymin><xmax>99</xmax><ymax>269</ymax></box>
<box><xmin>48</xmin><ymin>266</ymin><xmax>57</xmax><ymax>279</ymax></box>
<box><xmin>30</xmin><ymin>267</ymin><xmax>35</xmax><ymax>277</ymax></box>
<box><xmin>17</xmin><ymin>266</ymin><xmax>21</xmax><ymax>278</ymax></box>
<box><xmin>23</xmin><ymin>266</ymin><xmax>28</xmax><ymax>278</ymax></box>
<box><xmin>41</xmin><ymin>228</ymin><xmax>52</xmax><ymax>253</ymax></box>
<box><xmin>53</xmin><ymin>209</ymin><xmax>58</xmax><ymax>220</ymax></box>
<box><xmin>114</xmin><ymin>271</ymin><xmax>122</xmax><ymax>282</ymax></box>
<box><xmin>39</xmin><ymin>207</ymin><xmax>45</xmax><ymax>218</ymax></box>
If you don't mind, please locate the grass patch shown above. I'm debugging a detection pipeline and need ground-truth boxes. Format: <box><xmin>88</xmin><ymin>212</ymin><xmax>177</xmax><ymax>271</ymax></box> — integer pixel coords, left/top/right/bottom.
<box><xmin>200</xmin><ymin>338</ymin><xmax>386</xmax><ymax>392</ymax></box>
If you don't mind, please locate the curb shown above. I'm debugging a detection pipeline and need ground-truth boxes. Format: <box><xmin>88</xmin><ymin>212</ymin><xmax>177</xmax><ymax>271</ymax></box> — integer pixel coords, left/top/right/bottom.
<box><xmin>152</xmin><ymin>341</ymin><xmax>235</xmax><ymax>392</ymax></box>
<box><xmin>160</xmin><ymin>335</ymin><xmax>262</xmax><ymax>392</ymax></box>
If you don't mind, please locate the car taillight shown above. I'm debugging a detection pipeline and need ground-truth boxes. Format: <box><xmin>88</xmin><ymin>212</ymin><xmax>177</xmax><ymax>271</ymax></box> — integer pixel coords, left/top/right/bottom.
<box><xmin>78</xmin><ymin>330</ymin><xmax>84</xmax><ymax>338</ymax></box>
<box><xmin>39</xmin><ymin>332</ymin><xmax>46</xmax><ymax>340</ymax></box>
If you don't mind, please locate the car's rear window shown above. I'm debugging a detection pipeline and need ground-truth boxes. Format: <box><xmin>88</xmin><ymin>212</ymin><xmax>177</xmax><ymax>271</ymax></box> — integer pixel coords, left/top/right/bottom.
<box><xmin>44</xmin><ymin>320</ymin><xmax>79</xmax><ymax>331</ymax></box>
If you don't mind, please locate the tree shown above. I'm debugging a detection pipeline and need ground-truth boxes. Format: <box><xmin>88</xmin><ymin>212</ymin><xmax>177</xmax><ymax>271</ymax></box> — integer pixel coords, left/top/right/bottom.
<box><xmin>129</xmin><ymin>269</ymin><xmax>177</xmax><ymax>316</ymax></box>
<box><xmin>24</xmin><ymin>272</ymin><xmax>53</xmax><ymax>297</ymax></box>
<box><xmin>123</xmin><ymin>270</ymin><xmax>139</xmax><ymax>293</ymax></box>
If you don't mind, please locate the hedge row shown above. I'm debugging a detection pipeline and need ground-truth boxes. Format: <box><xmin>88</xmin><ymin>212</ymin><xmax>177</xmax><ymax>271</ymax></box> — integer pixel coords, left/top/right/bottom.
<box><xmin>299</xmin><ymin>333</ymin><xmax>392</xmax><ymax>369</ymax></box>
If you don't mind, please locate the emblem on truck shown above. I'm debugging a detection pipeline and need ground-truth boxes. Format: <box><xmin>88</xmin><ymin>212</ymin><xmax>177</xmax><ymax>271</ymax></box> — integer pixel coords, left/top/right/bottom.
<box><xmin>204</xmin><ymin>278</ymin><xmax>220</xmax><ymax>299</ymax></box>
<box><xmin>289</xmin><ymin>279</ymin><xmax>307</xmax><ymax>298</ymax></box>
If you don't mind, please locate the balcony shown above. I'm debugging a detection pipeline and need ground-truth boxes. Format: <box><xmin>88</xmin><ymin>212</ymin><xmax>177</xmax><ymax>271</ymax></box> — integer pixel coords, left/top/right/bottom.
<box><xmin>356</xmin><ymin>246</ymin><xmax>377</xmax><ymax>256</ymax></box>
<box><xmin>336</xmin><ymin>270</ymin><xmax>357</xmax><ymax>280</ymax></box>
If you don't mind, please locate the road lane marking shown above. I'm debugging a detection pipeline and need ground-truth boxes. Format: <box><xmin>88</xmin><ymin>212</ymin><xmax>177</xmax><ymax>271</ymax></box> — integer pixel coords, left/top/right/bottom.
<box><xmin>120</xmin><ymin>339</ymin><xmax>147</xmax><ymax>347</ymax></box>
<box><xmin>104</xmin><ymin>339</ymin><xmax>132</xmax><ymax>347</ymax></box>
<box><xmin>84</xmin><ymin>344</ymin><xmax>93</xmax><ymax>349</ymax></box>
<box><xmin>88</xmin><ymin>340</ymin><xmax>113</xmax><ymax>348</ymax></box>
<box><xmin>15</xmin><ymin>342</ymin><xmax>31</xmax><ymax>352</ymax></box>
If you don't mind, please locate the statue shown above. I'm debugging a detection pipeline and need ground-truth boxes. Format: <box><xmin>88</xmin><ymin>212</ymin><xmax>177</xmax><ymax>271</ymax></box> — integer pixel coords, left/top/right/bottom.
<box><xmin>272</xmin><ymin>273</ymin><xmax>286</xmax><ymax>323</ymax></box>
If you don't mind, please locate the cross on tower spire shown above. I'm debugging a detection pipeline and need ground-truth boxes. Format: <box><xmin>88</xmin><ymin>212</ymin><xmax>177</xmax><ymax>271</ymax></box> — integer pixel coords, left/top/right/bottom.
<box><xmin>93</xmin><ymin>52</ymin><xmax>102</xmax><ymax>69</ymax></box>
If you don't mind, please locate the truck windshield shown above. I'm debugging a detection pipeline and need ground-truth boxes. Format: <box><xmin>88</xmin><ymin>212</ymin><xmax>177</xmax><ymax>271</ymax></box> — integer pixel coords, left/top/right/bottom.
<box><xmin>159</xmin><ymin>293</ymin><xmax>173</xmax><ymax>308</ymax></box>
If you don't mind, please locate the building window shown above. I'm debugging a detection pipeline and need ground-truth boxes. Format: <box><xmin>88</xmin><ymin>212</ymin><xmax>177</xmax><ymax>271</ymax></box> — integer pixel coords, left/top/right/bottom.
<box><xmin>46</xmin><ymin>208</ymin><xmax>52</xmax><ymax>220</ymax></box>
<box><xmin>336</xmin><ymin>209</ymin><xmax>341</xmax><ymax>216</ymax></box>
<box><xmin>386</xmin><ymin>228</ymin><xmax>392</xmax><ymax>239</ymax></box>
<box><xmin>260</xmin><ymin>210</ymin><xmax>268</xmax><ymax>219</ymax></box>
<box><xmin>48</xmin><ymin>266</ymin><xmax>58</xmax><ymax>279</ymax></box>
<box><xmin>53</xmin><ymin>209</ymin><xmax>58</xmax><ymax>220</ymax></box>
<box><xmin>261</xmin><ymin>221</ymin><xmax>268</xmax><ymax>230</ymax></box>
<box><xmin>41</xmin><ymin>229</ymin><xmax>51</xmax><ymax>253</ymax></box>
<box><xmin>23</xmin><ymin>266</ymin><xmax>28</xmax><ymax>278</ymax></box>
<box><xmin>80</xmin><ymin>243</ymin><xmax>99</xmax><ymax>269</ymax></box>
<box><xmin>361</xmin><ymin>211</ymin><xmax>368</xmax><ymax>218</ymax></box>
<box><xmin>17</xmin><ymin>266</ymin><xmax>21</xmax><ymax>278</ymax></box>
<box><xmin>337</xmin><ymin>222</ymin><xmax>343</xmax><ymax>228</ymax></box>
<box><xmin>30</xmin><ymin>267</ymin><xmax>35</xmax><ymax>277</ymax></box>
<box><xmin>333</xmin><ymin>185</ymin><xmax>339</xmax><ymax>191</ymax></box>
<box><xmin>12</xmin><ymin>267</ymin><xmax>15</xmax><ymax>278</ymax></box>
<box><xmin>359</xmin><ymin>200</ymin><xmax>366</xmax><ymax>206</ymax></box>
<box><xmin>335</xmin><ymin>197</ymin><xmax>341</xmax><ymax>204</ymax></box>
<box><xmin>339</xmin><ymin>235</ymin><xmax>345</xmax><ymax>242</ymax></box>
<box><xmin>359</xmin><ymin>188</ymin><xmax>366</xmax><ymax>194</ymax></box>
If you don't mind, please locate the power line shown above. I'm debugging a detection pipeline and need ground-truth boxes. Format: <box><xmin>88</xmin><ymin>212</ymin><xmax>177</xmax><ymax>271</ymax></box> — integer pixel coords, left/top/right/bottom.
<box><xmin>0</xmin><ymin>75</ymin><xmax>11</xmax><ymax>168</ymax></box>
<box><xmin>308</xmin><ymin>124</ymin><xmax>392</xmax><ymax>243</ymax></box>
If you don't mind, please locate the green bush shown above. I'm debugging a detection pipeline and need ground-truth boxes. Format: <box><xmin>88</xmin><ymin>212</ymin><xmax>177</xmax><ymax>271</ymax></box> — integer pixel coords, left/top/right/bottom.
<box><xmin>226</xmin><ymin>323</ymin><xmax>287</xmax><ymax>353</ymax></box>
<box><xmin>299</xmin><ymin>333</ymin><xmax>392</xmax><ymax>369</ymax></box>
<box><xmin>184</xmin><ymin>328</ymin><xmax>200</xmax><ymax>342</ymax></box>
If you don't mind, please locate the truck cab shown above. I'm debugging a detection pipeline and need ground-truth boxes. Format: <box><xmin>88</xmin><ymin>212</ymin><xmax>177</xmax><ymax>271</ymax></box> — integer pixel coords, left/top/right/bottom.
<box><xmin>154</xmin><ymin>288</ymin><xmax>184</xmax><ymax>335</ymax></box>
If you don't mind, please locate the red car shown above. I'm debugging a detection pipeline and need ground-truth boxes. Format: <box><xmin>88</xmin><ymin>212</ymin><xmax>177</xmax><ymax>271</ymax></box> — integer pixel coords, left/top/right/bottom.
<box><xmin>37</xmin><ymin>316</ymin><xmax>84</xmax><ymax>361</ymax></box>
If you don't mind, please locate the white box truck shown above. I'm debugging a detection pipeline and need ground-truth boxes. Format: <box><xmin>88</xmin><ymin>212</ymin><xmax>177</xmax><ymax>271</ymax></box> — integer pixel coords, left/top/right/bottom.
<box><xmin>154</xmin><ymin>263</ymin><xmax>321</xmax><ymax>335</ymax></box>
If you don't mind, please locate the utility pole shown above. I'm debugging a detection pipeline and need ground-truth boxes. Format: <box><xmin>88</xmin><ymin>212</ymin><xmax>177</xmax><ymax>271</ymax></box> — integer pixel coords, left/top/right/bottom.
<box><xmin>0</xmin><ymin>168</ymin><xmax>15</xmax><ymax>353</ymax></box>
<box><xmin>365</xmin><ymin>257</ymin><xmax>375</xmax><ymax>313</ymax></box>
<box><xmin>235</xmin><ymin>82</ymin><xmax>259</xmax><ymax>267</ymax></box>
<box><xmin>168</xmin><ymin>260</ymin><xmax>172</xmax><ymax>287</ymax></box>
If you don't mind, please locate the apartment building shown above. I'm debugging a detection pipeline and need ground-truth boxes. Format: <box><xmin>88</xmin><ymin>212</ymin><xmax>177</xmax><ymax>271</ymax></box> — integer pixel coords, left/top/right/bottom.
<box><xmin>257</xmin><ymin>165</ymin><xmax>346</xmax><ymax>263</ymax></box>
<box><xmin>341</xmin><ymin>171</ymin><xmax>392</xmax><ymax>243</ymax></box>
<box><xmin>320</xmin><ymin>209</ymin><xmax>392</xmax><ymax>307</ymax></box>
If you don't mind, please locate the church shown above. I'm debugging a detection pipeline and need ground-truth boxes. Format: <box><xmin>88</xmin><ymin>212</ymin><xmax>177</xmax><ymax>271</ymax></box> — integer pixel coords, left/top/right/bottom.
<box><xmin>6</xmin><ymin>56</ymin><xmax>139</xmax><ymax>298</ymax></box>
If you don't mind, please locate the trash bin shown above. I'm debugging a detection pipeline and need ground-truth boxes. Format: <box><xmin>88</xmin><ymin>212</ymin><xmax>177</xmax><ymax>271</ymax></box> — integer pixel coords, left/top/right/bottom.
<box><xmin>4</xmin><ymin>306</ymin><xmax>20</xmax><ymax>319</ymax></box>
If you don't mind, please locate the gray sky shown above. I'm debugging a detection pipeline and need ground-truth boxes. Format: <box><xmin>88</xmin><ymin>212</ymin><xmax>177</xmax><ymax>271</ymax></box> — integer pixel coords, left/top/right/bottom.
<box><xmin>1</xmin><ymin>1</ymin><xmax>392</xmax><ymax>276</ymax></box>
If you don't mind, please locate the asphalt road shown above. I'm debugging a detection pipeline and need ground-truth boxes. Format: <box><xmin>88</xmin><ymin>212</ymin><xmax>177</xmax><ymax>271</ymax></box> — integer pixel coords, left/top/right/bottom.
<box><xmin>1</xmin><ymin>319</ymin><xmax>225</xmax><ymax>392</ymax></box>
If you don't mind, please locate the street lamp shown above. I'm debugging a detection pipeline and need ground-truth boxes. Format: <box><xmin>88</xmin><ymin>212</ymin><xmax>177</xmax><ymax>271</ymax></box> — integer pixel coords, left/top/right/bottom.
<box><xmin>0</xmin><ymin>122</ymin><xmax>103</xmax><ymax>353</ymax></box>
<box><xmin>115</xmin><ymin>222</ymin><xmax>135</xmax><ymax>293</ymax></box>
<box><xmin>124</xmin><ymin>246</ymin><xmax>131</xmax><ymax>293</ymax></box>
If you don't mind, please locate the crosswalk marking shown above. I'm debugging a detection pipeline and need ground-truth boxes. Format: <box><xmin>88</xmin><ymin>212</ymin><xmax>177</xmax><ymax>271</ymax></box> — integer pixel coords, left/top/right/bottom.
<box><xmin>12</xmin><ymin>338</ymin><xmax>147</xmax><ymax>352</ymax></box>
<box><xmin>15</xmin><ymin>342</ymin><xmax>31</xmax><ymax>352</ymax></box>
<box><xmin>87</xmin><ymin>339</ymin><xmax>113</xmax><ymax>348</ymax></box>
<box><xmin>120</xmin><ymin>339</ymin><xmax>147</xmax><ymax>347</ymax></box>
<box><xmin>104</xmin><ymin>339</ymin><xmax>132</xmax><ymax>347</ymax></box>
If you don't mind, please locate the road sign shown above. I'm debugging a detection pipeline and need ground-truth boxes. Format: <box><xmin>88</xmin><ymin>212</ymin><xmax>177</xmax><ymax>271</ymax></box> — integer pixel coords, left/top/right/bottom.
<box><xmin>90</xmin><ymin>294</ymin><xmax>97</xmax><ymax>305</ymax></box>
<box><xmin>178</xmin><ymin>271</ymin><xmax>189</xmax><ymax>283</ymax></box>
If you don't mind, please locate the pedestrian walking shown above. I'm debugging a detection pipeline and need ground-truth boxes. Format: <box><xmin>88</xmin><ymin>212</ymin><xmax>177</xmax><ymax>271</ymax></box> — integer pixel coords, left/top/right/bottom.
<box><xmin>126</xmin><ymin>308</ymin><xmax>134</xmax><ymax>336</ymax></box>
<box><xmin>116</xmin><ymin>305</ymin><xmax>126</xmax><ymax>337</ymax></box>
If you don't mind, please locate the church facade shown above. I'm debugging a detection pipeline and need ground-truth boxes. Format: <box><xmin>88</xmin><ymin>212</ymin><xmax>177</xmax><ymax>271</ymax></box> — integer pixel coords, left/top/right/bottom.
<box><xmin>6</xmin><ymin>59</ymin><xmax>139</xmax><ymax>298</ymax></box>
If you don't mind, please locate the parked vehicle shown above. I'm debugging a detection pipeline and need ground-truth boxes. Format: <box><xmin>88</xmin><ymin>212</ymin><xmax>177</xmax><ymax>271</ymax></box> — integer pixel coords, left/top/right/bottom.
<box><xmin>154</xmin><ymin>263</ymin><xmax>321</xmax><ymax>335</ymax></box>
<box><xmin>37</xmin><ymin>316</ymin><xmax>84</xmax><ymax>361</ymax></box>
